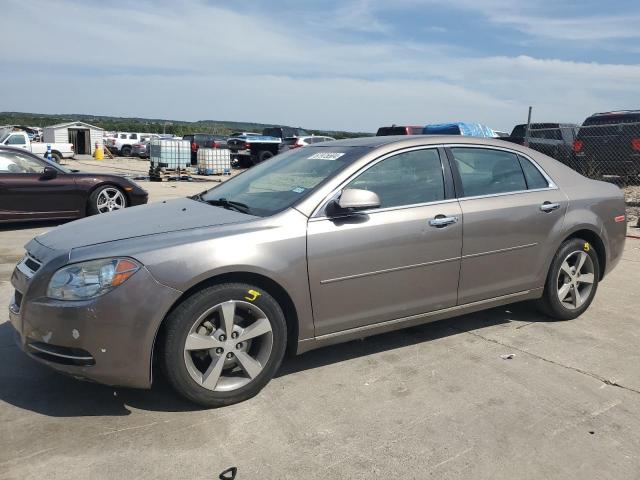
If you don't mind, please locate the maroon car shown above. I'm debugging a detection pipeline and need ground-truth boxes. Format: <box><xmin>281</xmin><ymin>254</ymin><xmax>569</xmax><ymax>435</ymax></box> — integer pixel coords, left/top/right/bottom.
<box><xmin>0</xmin><ymin>146</ymin><xmax>148</xmax><ymax>222</ymax></box>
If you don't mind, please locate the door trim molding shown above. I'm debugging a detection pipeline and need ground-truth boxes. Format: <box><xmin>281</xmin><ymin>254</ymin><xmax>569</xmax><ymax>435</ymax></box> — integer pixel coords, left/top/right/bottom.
<box><xmin>462</xmin><ymin>242</ymin><xmax>538</xmax><ymax>259</ymax></box>
<box><xmin>320</xmin><ymin>256</ymin><xmax>461</xmax><ymax>284</ymax></box>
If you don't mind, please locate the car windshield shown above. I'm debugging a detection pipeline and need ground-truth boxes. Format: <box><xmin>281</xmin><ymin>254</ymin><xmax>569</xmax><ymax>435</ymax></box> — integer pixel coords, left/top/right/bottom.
<box><xmin>198</xmin><ymin>146</ymin><xmax>368</xmax><ymax>217</ymax></box>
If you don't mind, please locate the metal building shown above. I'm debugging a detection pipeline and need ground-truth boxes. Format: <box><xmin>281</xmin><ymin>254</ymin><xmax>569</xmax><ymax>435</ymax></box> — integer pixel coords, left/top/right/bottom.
<box><xmin>43</xmin><ymin>121</ymin><xmax>104</xmax><ymax>155</ymax></box>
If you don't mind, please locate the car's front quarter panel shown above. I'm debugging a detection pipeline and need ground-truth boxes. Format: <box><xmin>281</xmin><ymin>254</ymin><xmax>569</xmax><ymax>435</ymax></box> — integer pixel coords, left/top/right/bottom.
<box><xmin>69</xmin><ymin>208</ymin><xmax>314</xmax><ymax>342</ymax></box>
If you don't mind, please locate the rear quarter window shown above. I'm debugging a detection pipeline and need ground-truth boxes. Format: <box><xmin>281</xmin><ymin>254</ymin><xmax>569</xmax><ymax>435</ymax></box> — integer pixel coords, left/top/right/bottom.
<box><xmin>518</xmin><ymin>156</ymin><xmax>549</xmax><ymax>189</ymax></box>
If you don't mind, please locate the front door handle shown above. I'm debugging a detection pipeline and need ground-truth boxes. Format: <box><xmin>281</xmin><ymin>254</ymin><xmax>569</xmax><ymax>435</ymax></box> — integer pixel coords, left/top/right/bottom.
<box><xmin>429</xmin><ymin>215</ymin><xmax>458</xmax><ymax>227</ymax></box>
<box><xmin>540</xmin><ymin>202</ymin><xmax>560</xmax><ymax>212</ymax></box>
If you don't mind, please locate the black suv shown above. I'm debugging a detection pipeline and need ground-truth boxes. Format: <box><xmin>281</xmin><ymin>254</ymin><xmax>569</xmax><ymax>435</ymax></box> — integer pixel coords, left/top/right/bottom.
<box><xmin>262</xmin><ymin>126</ymin><xmax>309</xmax><ymax>139</ymax></box>
<box><xmin>503</xmin><ymin>123</ymin><xmax>578</xmax><ymax>164</ymax></box>
<box><xmin>573</xmin><ymin>110</ymin><xmax>640</xmax><ymax>180</ymax></box>
<box><xmin>182</xmin><ymin>133</ymin><xmax>227</xmax><ymax>165</ymax></box>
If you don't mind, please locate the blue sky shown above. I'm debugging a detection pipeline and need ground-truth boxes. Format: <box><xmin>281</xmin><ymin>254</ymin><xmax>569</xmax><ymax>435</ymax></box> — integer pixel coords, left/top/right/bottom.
<box><xmin>1</xmin><ymin>0</ymin><xmax>639</xmax><ymax>131</ymax></box>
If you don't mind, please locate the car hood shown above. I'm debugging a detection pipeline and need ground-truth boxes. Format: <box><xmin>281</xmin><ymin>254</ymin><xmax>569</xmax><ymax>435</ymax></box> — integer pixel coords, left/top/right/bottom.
<box><xmin>34</xmin><ymin>198</ymin><xmax>257</xmax><ymax>250</ymax></box>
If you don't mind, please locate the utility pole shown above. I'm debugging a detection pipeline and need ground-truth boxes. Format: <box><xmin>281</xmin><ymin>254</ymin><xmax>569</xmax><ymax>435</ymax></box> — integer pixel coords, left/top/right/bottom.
<box><xmin>524</xmin><ymin>106</ymin><xmax>532</xmax><ymax>147</ymax></box>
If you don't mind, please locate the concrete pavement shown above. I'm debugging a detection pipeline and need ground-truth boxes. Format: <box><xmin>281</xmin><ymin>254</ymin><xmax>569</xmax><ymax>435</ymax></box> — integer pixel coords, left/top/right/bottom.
<box><xmin>1</xmin><ymin>159</ymin><xmax>639</xmax><ymax>479</ymax></box>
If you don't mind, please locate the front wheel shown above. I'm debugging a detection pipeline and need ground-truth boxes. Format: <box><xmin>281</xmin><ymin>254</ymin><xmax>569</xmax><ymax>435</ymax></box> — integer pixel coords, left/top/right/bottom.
<box><xmin>88</xmin><ymin>185</ymin><xmax>128</xmax><ymax>215</ymax></box>
<box><xmin>537</xmin><ymin>238</ymin><xmax>600</xmax><ymax>320</ymax></box>
<box><xmin>161</xmin><ymin>283</ymin><xmax>287</xmax><ymax>407</ymax></box>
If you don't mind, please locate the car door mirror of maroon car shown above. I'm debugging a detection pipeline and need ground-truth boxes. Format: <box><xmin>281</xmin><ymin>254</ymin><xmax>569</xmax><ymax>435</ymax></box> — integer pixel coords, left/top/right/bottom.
<box><xmin>327</xmin><ymin>188</ymin><xmax>381</xmax><ymax>216</ymax></box>
<box><xmin>41</xmin><ymin>166</ymin><xmax>58</xmax><ymax>180</ymax></box>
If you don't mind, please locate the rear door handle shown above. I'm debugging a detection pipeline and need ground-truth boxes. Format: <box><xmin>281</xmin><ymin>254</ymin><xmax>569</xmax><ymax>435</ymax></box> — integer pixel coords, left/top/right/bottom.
<box><xmin>429</xmin><ymin>215</ymin><xmax>458</xmax><ymax>227</ymax></box>
<box><xmin>540</xmin><ymin>202</ymin><xmax>560</xmax><ymax>212</ymax></box>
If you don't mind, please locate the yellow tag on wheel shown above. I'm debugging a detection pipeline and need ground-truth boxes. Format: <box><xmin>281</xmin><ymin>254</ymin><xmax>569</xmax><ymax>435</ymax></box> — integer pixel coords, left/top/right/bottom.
<box><xmin>244</xmin><ymin>290</ymin><xmax>261</xmax><ymax>302</ymax></box>
<box><xmin>584</xmin><ymin>242</ymin><xmax>590</xmax><ymax>252</ymax></box>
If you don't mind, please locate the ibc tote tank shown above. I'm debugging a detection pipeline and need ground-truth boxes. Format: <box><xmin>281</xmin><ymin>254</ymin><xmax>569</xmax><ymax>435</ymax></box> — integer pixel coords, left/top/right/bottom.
<box><xmin>150</xmin><ymin>138</ymin><xmax>191</xmax><ymax>170</ymax></box>
<box><xmin>197</xmin><ymin>148</ymin><xmax>231</xmax><ymax>175</ymax></box>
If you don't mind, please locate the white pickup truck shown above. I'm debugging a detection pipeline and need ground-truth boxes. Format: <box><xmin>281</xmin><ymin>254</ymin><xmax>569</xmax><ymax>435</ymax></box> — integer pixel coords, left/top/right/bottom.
<box><xmin>0</xmin><ymin>130</ymin><xmax>74</xmax><ymax>162</ymax></box>
<box><xmin>107</xmin><ymin>132</ymin><xmax>153</xmax><ymax>156</ymax></box>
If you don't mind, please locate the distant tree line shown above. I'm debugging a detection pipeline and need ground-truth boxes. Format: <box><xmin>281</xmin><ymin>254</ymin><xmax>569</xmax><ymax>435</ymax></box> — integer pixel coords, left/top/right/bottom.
<box><xmin>0</xmin><ymin>112</ymin><xmax>372</xmax><ymax>139</ymax></box>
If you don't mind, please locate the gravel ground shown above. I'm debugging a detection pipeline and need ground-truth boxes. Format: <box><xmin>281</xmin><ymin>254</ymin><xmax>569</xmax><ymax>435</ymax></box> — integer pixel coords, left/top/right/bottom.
<box><xmin>623</xmin><ymin>186</ymin><xmax>640</xmax><ymax>227</ymax></box>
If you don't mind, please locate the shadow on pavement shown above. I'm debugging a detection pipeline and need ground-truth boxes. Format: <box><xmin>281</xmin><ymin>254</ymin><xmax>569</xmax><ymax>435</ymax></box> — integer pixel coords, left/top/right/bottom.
<box><xmin>0</xmin><ymin>220</ymin><xmax>69</xmax><ymax>233</ymax></box>
<box><xmin>277</xmin><ymin>302</ymin><xmax>547</xmax><ymax>377</ymax></box>
<box><xmin>0</xmin><ymin>302</ymin><xmax>549</xmax><ymax>417</ymax></box>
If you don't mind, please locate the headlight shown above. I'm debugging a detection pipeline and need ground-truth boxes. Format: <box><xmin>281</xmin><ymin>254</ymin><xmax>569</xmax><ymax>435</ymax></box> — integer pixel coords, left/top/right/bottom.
<box><xmin>47</xmin><ymin>258</ymin><xmax>140</xmax><ymax>300</ymax></box>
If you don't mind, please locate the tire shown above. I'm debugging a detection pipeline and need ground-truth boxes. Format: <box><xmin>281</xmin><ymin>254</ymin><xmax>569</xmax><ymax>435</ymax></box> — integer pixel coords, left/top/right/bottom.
<box><xmin>120</xmin><ymin>146</ymin><xmax>132</xmax><ymax>157</ymax></box>
<box><xmin>43</xmin><ymin>152</ymin><xmax>61</xmax><ymax>163</ymax></box>
<box><xmin>537</xmin><ymin>237</ymin><xmax>600</xmax><ymax>320</ymax></box>
<box><xmin>161</xmin><ymin>283</ymin><xmax>287</xmax><ymax>407</ymax></box>
<box><xmin>87</xmin><ymin>185</ymin><xmax>128</xmax><ymax>215</ymax></box>
<box><xmin>258</xmin><ymin>150</ymin><xmax>274</xmax><ymax>163</ymax></box>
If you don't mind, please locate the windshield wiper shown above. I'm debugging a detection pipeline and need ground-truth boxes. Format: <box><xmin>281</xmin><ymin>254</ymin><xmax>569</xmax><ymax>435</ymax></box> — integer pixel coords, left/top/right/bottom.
<box><xmin>204</xmin><ymin>198</ymin><xmax>251</xmax><ymax>214</ymax></box>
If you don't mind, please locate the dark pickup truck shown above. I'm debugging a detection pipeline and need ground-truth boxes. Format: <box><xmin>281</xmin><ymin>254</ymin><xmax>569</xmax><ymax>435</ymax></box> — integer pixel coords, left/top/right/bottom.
<box><xmin>572</xmin><ymin>110</ymin><xmax>640</xmax><ymax>180</ymax></box>
<box><xmin>227</xmin><ymin>126</ymin><xmax>309</xmax><ymax>167</ymax></box>
<box><xmin>502</xmin><ymin>123</ymin><xmax>578</xmax><ymax>164</ymax></box>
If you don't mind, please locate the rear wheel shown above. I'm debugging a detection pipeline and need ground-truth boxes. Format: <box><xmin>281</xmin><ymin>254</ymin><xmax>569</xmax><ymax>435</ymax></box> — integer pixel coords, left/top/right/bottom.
<box><xmin>537</xmin><ymin>238</ymin><xmax>599</xmax><ymax>320</ymax></box>
<box><xmin>258</xmin><ymin>150</ymin><xmax>274</xmax><ymax>163</ymax></box>
<box><xmin>161</xmin><ymin>283</ymin><xmax>287</xmax><ymax>407</ymax></box>
<box><xmin>120</xmin><ymin>145</ymin><xmax>132</xmax><ymax>156</ymax></box>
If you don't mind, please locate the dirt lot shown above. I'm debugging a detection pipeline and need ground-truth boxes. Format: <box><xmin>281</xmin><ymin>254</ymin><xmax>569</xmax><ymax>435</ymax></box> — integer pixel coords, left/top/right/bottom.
<box><xmin>1</xmin><ymin>158</ymin><xmax>639</xmax><ymax>479</ymax></box>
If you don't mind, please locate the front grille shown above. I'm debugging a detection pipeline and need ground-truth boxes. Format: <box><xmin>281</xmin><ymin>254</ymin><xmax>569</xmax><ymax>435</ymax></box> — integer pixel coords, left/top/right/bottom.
<box><xmin>24</xmin><ymin>257</ymin><xmax>41</xmax><ymax>272</ymax></box>
<box><xmin>16</xmin><ymin>253</ymin><xmax>42</xmax><ymax>280</ymax></box>
<box><xmin>27</xmin><ymin>341</ymin><xmax>95</xmax><ymax>366</ymax></box>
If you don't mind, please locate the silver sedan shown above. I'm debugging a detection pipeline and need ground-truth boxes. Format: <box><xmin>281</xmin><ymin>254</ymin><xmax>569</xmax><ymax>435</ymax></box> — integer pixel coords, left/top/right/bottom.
<box><xmin>9</xmin><ymin>136</ymin><xmax>627</xmax><ymax>407</ymax></box>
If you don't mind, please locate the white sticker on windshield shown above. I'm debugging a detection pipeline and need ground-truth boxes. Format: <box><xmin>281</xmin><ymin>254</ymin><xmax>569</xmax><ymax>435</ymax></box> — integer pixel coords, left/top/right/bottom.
<box><xmin>292</xmin><ymin>187</ymin><xmax>305</xmax><ymax>193</ymax></box>
<box><xmin>308</xmin><ymin>152</ymin><xmax>345</xmax><ymax>160</ymax></box>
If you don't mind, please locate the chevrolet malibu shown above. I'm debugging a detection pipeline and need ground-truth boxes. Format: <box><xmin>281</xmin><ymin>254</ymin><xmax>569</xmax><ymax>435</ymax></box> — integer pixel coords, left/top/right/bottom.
<box><xmin>9</xmin><ymin>136</ymin><xmax>626</xmax><ymax>407</ymax></box>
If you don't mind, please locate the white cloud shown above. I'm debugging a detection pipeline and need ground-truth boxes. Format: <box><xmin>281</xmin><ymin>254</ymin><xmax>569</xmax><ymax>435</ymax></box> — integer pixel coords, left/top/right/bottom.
<box><xmin>0</xmin><ymin>0</ymin><xmax>638</xmax><ymax>131</ymax></box>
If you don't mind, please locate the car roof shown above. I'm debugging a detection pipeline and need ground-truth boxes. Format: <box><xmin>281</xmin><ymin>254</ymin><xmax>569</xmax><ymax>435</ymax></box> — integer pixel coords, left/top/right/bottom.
<box><xmin>588</xmin><ymin>110</ymin><xmax>640</xmax><ymax>119</ymax></box>
<box><xmin>309</xmin><ymin>135</ymin><xmax>513</xmax><ymax>149</ymax></box>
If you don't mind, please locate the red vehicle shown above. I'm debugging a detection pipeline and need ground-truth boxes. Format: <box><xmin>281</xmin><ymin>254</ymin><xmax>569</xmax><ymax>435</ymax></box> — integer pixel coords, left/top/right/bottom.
<box><xmin>0</xmin><ymin>146</ymin><xmax>148</xmax><ymax>222</ymax></box>
<box><xmin>375</xmin><ymin>125</ymin><xmax>423</xmax><ymax>136</ymax></box>
<box><xmin>182</xmin><ymin>134</ymin><xmax>227</xmax><ymax>165</ymax></box>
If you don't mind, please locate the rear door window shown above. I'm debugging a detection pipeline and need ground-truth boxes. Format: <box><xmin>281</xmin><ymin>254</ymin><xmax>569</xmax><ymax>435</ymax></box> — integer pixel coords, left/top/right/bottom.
<box><xmin>450</xmin><ymin>147</ymin><xmax>527</xmax><ymax>197</ymax></box>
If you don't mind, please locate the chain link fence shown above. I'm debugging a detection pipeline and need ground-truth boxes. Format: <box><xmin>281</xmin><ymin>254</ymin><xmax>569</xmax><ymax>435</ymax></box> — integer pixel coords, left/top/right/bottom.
<box><xmin>509</xmin><ymin>121</ymin><xmax>640</xmax><ymax>226</ymax></box>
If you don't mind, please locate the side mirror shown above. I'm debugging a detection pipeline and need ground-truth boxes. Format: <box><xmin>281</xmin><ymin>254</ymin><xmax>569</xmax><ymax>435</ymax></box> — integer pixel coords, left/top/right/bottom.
<box><xmin>41</xmin><ymin>166</ymin><xmax>58</xmax><ymax>179</ymax></box>
<box><xmin>337</xmin><ymin>188</ymin><xmax>381</xmax><ymax>210</ymax></box>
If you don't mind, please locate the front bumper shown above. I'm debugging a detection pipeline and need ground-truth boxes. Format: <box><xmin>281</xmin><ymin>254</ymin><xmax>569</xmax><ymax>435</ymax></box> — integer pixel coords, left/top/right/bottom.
<box><xmin>129</xmin><ymin>190</ymin><xmax>149</xmax><ymax>207</ymax></box>
<box><xmin>10</xmin><ymin>260</ymin><xmax>182</xmax><ymax>388</ymax></box>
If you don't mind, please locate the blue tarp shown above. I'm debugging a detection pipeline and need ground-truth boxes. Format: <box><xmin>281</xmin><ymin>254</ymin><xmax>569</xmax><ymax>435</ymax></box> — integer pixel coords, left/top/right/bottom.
<box><xmin>422</xmin><ymin>122</ymin><xmax>496</xmax><ymax>138</ymax></box>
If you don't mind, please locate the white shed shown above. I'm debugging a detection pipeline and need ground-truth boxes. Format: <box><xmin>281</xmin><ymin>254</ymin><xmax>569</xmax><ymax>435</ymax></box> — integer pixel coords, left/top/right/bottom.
<box><xmin>43</xmin><ymin>121</ymin><xmax>104</xmax><ymax>155</ymax></box>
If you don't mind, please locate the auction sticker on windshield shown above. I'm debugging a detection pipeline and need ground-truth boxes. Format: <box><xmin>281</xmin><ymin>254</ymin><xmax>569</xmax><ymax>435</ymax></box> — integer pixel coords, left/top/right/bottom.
<box><xmin>308</xmin><ymin>152</ymin><xmax>345</xmax><ymax>160</ymax></box>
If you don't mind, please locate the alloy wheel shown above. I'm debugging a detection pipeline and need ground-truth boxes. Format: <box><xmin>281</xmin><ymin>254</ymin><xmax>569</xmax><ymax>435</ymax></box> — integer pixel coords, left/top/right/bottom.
<box><xmin>96</xmin><ymin>187</ymin><xmax>126</xmax><ymax>213</ymax></box>
<box><xmin>556</xmin><ymin>250</ymin><xmax>595</xmax><ymax>310</ymax></box>
<box><xmin>183</xmin><ymin>300</ymin><xmax>273</xmax><ymax>392</ymax></box>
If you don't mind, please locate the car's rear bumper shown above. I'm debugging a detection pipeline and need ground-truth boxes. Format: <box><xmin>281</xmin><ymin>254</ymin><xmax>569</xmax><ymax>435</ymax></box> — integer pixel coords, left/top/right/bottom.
<box><xmin>9</xmin><ymin>265</ymin><xmax>182</xmax><ymax>388</ymax></box>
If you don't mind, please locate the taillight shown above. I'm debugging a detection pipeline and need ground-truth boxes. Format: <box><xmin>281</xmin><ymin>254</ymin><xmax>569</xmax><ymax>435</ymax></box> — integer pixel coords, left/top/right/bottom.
<box><xmin>572</xmin><ymin>140</ymin><xmax>583</xmax><ymax>153</ymax></box>
<box><xmin>213</xmin><ymin>142</ymin><xmax>220</xmax><ymax>148</ymax></box>
<box><xmin>191</xmin><ymin>142</ymin><xmax>197</xmax><ymax>152</ymax></box>
<box><xmin>632</xmin><ymin>138</ymin><xmax>640</xmax><ymax>151</ymax></box>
